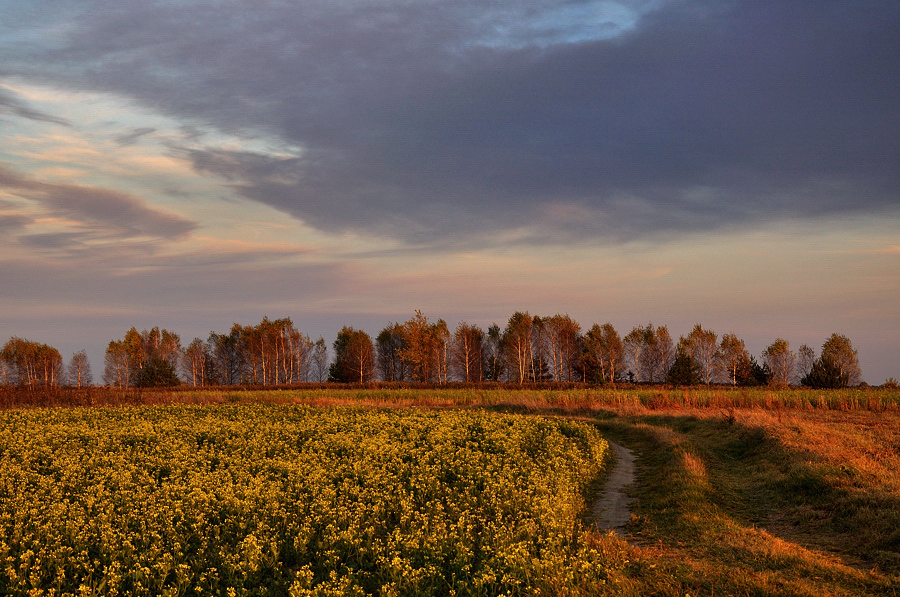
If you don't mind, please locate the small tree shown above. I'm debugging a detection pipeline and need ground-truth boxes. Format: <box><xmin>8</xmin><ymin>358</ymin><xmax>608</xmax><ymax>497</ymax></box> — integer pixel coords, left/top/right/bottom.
<box><xmin>483</xmin><ymin>324</ymin><xmax>505</xmax><ymax>381</ymax></box>
<box><xmin>450</xmin><ymin>322</ymin><xmax>485</xmax><ymax>383</ymax></box>
<box><xmin>1</xmin><ymin>337</ymin><xmax>64</xmax><ymax>387</ymax></box>
<box><xmin>66</xmin><ymin>350</ymin><xmax>93</xmax><ymax>388</ymax></box>
<box><xmin>182</xmin><ymin>338</ymin><xmax>212</xmax><ymax>387</ymax></box>
<box><xmin>820</xmin><ymin>333</ymin><xmax>862</xmax><ymax>386</ymax></box>
<box><xmin>666</xmin><ymin>349</ymin><xmax>702</xmax><ymax>386</ymax></box>
<box><xmin>133</xmin><ymin>356</ymin><xmax>181</xmax><ymax>387</ymax></box>
<box><xmin>330</xmin><ymin>327</ymin><xmax>374</xmax><ymax>383</ymax></box>
<box><xmin>797</xmin><ymin>344</ymin><xmax>816</xmax><ymax>383</ymax></box>
<box><xmin>543</xmin><ymin>314</ymin><xmax>582</xmax><ymax>382</ymax></box>
<box><xmin>801</xmin><ymin>358</ymin><xmax>847</xmax><ymax>389</ymax></box>
<box><xmin>209</xmin><ymin>327</ymin><xmax>246</xmax><ymax>385</ymax></box>
<box><xmin>503</xmin><ymin>312</ymin><xmax>533</xmax><ymax>383</ymax></box>
<box><xmin>376</xmin><ymin>323</ymin><xmax>407</xmax><ymax>382</ymax></box>
<box><xmin>717</xmin><ymin>333</ymin><xmax>750</xmax><ymax>385</ymax></box>
<box><xmin>801</xmin><ymin>334</ymin><xmax>862</xmax><ymax>388</ymax></box>
<box><xmin>106</xmin><ymin>327</ymin><xmax>183</xmax><ymax>386</ymax></box>
<box><xmin>682</xmin><ymin>324</ymin><xmax>719</xmax><ymax>385</ymax></box>
<box><xmin>645</xmin><ymin>326</ymin><xmax>675</xmax><ymax>383</ymax></box>
<box><xmin>763</xmin><ymin>338</ymin><xmax>795</xmax><ymax>387</ymax></box>
<box><xmin>103</xmin><ymin>340</ymin><xmax>131</xmax><ymax>387</ymax></box>
<box><xmin>736</xmin><ymin>355</ymin><xmax>770</xmax><ymax>386</ymax></box>
<box><xmin>573</xmin><ymin>348</ymin><xmax>601</xmax><ymax>384</ymax></box>
<box><xmin>583</xmin><ymin>323</ymin><xmax>623</xmax><ymax>383</ymax></box>
<box><xmin>310</xmin><ymin>338</ymin><xmax>330</xmax><ymax>383</ymax></box>
<box><xmin>623</xmin><ymin>325</ymin><xmax>653</xmax><ymax>383</ymax></box>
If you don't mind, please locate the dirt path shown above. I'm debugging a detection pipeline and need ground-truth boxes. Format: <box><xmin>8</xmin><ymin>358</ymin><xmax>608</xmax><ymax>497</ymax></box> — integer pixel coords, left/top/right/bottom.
<box><xmin>593</xmin><ymin>441</ymin><xmax>636</xmax><ymax>535</ymax></box>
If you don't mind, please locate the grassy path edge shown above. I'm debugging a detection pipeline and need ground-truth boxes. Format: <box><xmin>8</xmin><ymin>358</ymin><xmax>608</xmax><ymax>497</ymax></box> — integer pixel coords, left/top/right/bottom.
<box><xmin>587</xmin><ymin>409</ymin><xmax>899</xmax><ymax>596</ymax></box>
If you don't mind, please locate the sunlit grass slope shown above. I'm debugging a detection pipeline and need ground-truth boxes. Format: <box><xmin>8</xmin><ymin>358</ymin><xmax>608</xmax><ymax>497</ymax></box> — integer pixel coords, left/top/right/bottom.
<box><xmin>594</xmin><ymin>408</ymin><xmax>900</xmax><ymax>596</ymax></box>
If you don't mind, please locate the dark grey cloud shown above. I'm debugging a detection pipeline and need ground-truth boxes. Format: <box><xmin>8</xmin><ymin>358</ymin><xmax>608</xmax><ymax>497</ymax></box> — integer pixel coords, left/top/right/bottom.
<box><xmin>0</xmin><ymin>164</ymin><xmax>197</xmax><ymax>240</ymax></box>
<box><xmin>6</xmin><ymin>0</ymin><xmax>899</xmax><ymax>244</ymax></box>
<box><xmin>18</xmin><ymin>232</ymin><xmax>87</xmax><ymax>250</ymax></box>
<box><xmin>0</xmin><ymin>213</ymin><xmax>32</xmax><ymax>233</ymax></box>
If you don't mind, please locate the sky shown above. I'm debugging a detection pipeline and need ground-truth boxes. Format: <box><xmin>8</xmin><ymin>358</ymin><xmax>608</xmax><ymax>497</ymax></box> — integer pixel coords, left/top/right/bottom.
<box><xmin>1</xmin><ymin>0</ymin><xmax>898</xmax><ymax>383</ymax></box>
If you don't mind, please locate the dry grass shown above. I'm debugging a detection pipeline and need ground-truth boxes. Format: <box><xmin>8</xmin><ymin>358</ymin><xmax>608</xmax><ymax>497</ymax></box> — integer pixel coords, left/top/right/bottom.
<box><xmin>593</xmin><ymin>406</ymin><xmax>900</xmax><ymax>595</ymax></box>
<box><xmin>2</xmin><ymin>384</ymin><xmax>899</xmax><ymax>412</ymax></box>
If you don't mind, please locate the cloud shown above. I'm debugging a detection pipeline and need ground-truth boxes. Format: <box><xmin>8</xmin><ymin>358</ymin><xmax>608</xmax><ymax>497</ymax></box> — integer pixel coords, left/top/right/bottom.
<box><xmin>17</xmin><ymin>232</ymin><xmax>88</xmax><ymax>250</ymax></box>
<box><xmin>0</xmin><ymin>213</ymin><xmax>32</xmax><ymax>233</ymax></box>
<box><xmin>4</xmin><ymin>0</ymin><xmax>899</xmax><ymax>245</ymax></box>
<box><xmin>0</xmin><ymin>163</ymin><xmax>197</xmax><ymax>240</ymax></box>
<box><xmin>114</xmin><ymin>127</ymin><xmax>156</xmax><ymax>146</ymax></box>
<box><xmin>0</xmin><ymin>87</ymin><xmax>70</xmax><ymax>126</ymax></box>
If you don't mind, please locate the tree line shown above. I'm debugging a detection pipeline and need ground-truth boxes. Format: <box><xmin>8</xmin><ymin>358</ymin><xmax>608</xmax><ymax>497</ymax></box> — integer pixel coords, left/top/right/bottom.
<box><xmin>0</xmin><ymin>312</ymin><xmax>870</xmax><ymax>389</ymax></box>
<box><xmin>100</xmin><ymin>318</ymin><xmax>330</xmax><ymax>388</ymax></box>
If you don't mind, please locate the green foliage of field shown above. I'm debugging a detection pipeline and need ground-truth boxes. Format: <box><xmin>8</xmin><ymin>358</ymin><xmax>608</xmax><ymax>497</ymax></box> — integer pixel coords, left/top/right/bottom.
<box><xmin>0</xmin><ymin>406</ymin><xmax>622</xmax><ymax>596</ymax></box>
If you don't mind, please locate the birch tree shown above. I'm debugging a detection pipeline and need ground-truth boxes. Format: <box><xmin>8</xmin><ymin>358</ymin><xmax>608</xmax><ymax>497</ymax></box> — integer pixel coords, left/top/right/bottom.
<box><xmin>503</xmin><ymin>312</ymin><xmax>533</xmax><ymax>383</ymax></box>
<box><xmin>450</xmin><ymin>322</ymin><xmax>484</xmax><ymax>382</ymax></box>
<box><xmin>209</xmin><ymin>327</ymin><xmax>246</xmax><ymax>385</ymax></box>
<box><xmin>645</xmin><ymin>326</ymin><xmax>675</xmax><ymax>383</ymax></box>
<box><xmin>376</xmin><ymin>323</ymin><xmax>407</xmax><ymax>381</ymax></box>
<box><xmin>583</xmin><ymin>323</ymin><xmax>623</xmax><ymax>383</ymax></box>
<box><xmin>682</xmin><ymin>324</ymin><xmax>719</xmax><ymax>385</ymax></box>
<box><xmin>66</xmin><ymin>350</ymin><xmax>93</xmax><ymax>388</ymax></box>
<box><xmin>623</xmin><ymin>325</ymin><xmax>652</xmax><ymax>383</ymax></box>
<box><xmin>763</xmin><ymin>338</ymin><xmax>796</xmax><ymax>387</ymax></box>
<box><xmin>717</xmin><ymin>333</ymin><xmax>750</xmax><ymax>385</ymax></box>
<box><xmin>545</xmin><ymin>314</ymin><xmax>582</xmax><ymax>382</ymax></box>
<box><xmin>399</xmin><ymin>311</ymin><xmax>435</xmax><ymax>383</ymax></box>
<box><xmin>183</xmin><ymin>338</ymin><xmax>211</xmax><ymax>387</ymax></box>
<box><xmin>310</xmin><ymin>338</ymin><xmax>329</xmax><ymax>382</ymax></box>
<box><xmin>797</xmin><ymin>344</ymin><xmax>816</xmax><ymax>383</ymax></box>
<box><xmin>1</xmin><ymin>337</ymin><xmax>63</xmax><ymax>387</ymax></box>
<box><xmin>103</xmin><ymin>340</ymin><xmax>132</xmax><ymax>387</ymax></box>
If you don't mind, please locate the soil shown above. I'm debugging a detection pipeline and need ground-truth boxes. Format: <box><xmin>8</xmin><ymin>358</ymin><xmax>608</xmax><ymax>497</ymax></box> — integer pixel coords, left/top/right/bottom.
<box><xmin>593</xmin><ymin>441</ymin><xmax>636</xmax><ymax>535</ymax></box>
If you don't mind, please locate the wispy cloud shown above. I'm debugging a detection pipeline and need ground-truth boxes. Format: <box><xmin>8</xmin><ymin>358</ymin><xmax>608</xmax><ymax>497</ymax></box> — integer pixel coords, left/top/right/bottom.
<box><xmin>0</xmin><ymin>87</ymin><xmax>70</xmax><ymax>127</ymax></box>
<box><xmin>113</xmin><ymin>127</ymin><xmax>156</xmax><ymax>146</ymax></box>
<box><xmin>0</xmin><ymin>163</ymin><xmax>197</xmax><ymax>241</ymax></box>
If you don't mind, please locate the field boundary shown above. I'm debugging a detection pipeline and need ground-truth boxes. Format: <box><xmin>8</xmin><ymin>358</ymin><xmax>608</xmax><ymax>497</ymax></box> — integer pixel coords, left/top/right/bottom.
<box><xmin>2</xmin><ymin>384</ymin><xmax>899</xmax><ymax>411</ymax></box>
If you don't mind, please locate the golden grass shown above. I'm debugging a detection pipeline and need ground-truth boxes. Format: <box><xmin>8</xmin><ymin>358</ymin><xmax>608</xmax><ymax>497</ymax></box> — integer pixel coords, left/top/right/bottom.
<box><xmin>3</xmin><ymin>384</ymin><xmax>900</xmax><ymax>412</ymax></box>
<box><xmin>594</xmin><ymin>406</ymin><xmax>900</xmax><ymax>595</ymax></box>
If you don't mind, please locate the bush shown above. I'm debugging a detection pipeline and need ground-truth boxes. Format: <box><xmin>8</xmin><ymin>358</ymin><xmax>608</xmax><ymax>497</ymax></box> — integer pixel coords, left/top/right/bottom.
<box><xmin>133</xmin><ymin>357</ymin><xmax>181</xmax><ymax>387</ymax></box>
<box><xmin>801</xmin><ymin>357</ymin><xmax>848</xmax><ymax>389</ymax></box>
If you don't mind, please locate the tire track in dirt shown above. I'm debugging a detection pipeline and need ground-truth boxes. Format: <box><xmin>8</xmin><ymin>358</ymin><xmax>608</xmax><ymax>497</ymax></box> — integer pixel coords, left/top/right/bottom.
<box><xmin>593</xmin><ymin>441</ymin><xmax>636</xmax><ymax>535</ymax></box>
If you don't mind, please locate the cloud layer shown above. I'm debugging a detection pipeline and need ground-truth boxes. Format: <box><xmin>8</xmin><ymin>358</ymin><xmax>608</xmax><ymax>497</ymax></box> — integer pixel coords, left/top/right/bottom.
<box><xmin>3</xmin><ymin>0</ymin><xmax>896</xmax><ymax>245</ymax></box>
<box><xmin>0</xmin><ymin>164</ymin><xmax>197</xmax><ymax>249</ymax></box>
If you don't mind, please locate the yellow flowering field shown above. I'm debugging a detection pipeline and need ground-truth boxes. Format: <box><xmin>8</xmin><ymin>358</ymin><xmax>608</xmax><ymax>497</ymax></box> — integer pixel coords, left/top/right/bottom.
<box><xmin>0</xmin><ymin>406</ymin><xmax>616</xmax><ymax>596</ymax></box>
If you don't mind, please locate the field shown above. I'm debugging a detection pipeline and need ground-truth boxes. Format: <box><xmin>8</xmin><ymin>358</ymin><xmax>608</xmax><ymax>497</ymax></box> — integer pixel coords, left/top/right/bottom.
<box><xmin>1</xmin><ymin>387</ymin><xmax>898</xmax><ymax>596</ymax></box>
<box><xmin>0</xmin><ymin>405</ymin><xmax>615</xmax><ymax>596</ymax></box>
